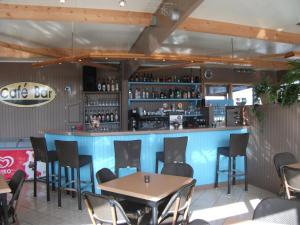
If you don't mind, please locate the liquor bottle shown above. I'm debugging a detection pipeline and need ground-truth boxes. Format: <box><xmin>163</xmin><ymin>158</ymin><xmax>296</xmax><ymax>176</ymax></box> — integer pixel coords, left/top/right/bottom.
<box><xmin>110</xmin><ymin>112</ymin><xmax>114</xmax><ymax>122</ymax></box>
<box><xmin>111</xmin><ymin>79</ymin><xmax>115</xmax><ymax>92</ymax></box>
<box><xmin>102</xmin><ymin>81</ymin><xmax>106</xmax><ymax>92</ymax></box>
<box><xmin>115</xmin><ymin>82</ymin><xmax>119</xmax><ymax>92</ymax></box>
<box><xmin>106</xmin><ymin>111</ymin><xmax>110</xmax><ymax>122</ymax></box>
<box><xmin>191</xmin><ymin>75</ymin><xmax>194</xmax><ymax>83</ymax></box>
<box><xmin>101</xmin><ymin>113</ymin><xmax>105</xmax><ymax>122</ymax></box>
<box><xmin>128</xmin><ymin>89</ymin><xmax>133</xmax><ymax>99</ymax></box>
<box><xmin>145</xmin><ymin>88</ymin><xmax>149</xmax><ymax>99</ymax></box>
<box><xmin>114</xmin><ymin>111</ymin><xmax>119</xmax><ymax>122</ymax></box>
<box><xmin>97</xmin><ymin>81</ymin><xmax>102</xmax><ymax>91</ymax></box>
<box><xmin>107</xmin><ymin>79</ymin><xmax>111</xmax><ymax>92</ymax></box>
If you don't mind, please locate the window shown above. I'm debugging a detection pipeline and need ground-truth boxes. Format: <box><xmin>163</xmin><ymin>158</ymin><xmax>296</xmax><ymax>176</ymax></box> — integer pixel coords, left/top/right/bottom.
<box><xmin>232</xmin><ymin>85</ymin><xmax>253</xmax><ymax>105</ymax></box>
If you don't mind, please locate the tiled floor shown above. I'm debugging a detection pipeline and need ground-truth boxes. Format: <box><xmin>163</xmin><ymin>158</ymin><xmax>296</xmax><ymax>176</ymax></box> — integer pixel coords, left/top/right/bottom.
<box><xmin>16</xmin><ymin>182</ymin><xmax>275</xmax><ymax>225</ymax></box>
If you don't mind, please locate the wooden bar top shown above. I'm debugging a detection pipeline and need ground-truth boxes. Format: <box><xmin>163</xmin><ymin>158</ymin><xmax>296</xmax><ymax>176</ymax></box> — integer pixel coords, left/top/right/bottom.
<box><xmin>0</xmin><ymin>176</ymin><xmax>11</xmax><ymax>194</ymax></box>
<box><xmin>46</xmin><ymin>126</ymin><xmax>248</xmax><ymax>137</ymax></box>
<box><xmin>98</xmin><ymin>172</ymin><xmax>193</xmax><ymax>202</ymax></box>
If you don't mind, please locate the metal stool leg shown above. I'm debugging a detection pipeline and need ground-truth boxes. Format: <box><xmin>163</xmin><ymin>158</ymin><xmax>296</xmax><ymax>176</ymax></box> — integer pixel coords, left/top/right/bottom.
<box><xmin>228</xmin><ymin>156</ymin><xmax>232</xmax><ymax>195</ymax></box>
<box><xmin>77</xmin><ymin>168</ymin><xmax>82</xmax><ymax>210</ymax></box>
<box><xmin>90</xmin><ymin>162</ymin><xmax>95</xmax><ymax>193</ymax></box>
<box><xmin>46</xmin><ymin>161</ymin><xmax>50</xmax><ymax>201</ymax></box>
<box><xmin>51</xmin><ymin>161</ymin><xmax>56</xmax><ymax>191</ymax></box>
<box><xmin>214</xmin><ymin>151</ymin><xmax>220</xmax><ymax>188</ymax></box>
<box><xmin>244</xmin><ymin>155</ymin><xmax>248</xmax><ymax>191</ymax></box>
<box><xmin>71</xmin><ymin>168</ymin><xmax>75</xmax><ymax>198</ymax></box>
<box><xmin>33</xmin><ymin>159</ymin><xmax>37</xmax><ymax>197</ymax></box>
<box><xmin>232</xmin><ymin>156</ymin><xmax>236</xmax><ymax>185</ymax></box>
<box><xmin>65</xmin><ymin>167</ymin><xmax>69</xmax><ymax>195</ymax></box>
<box><xmin>58</xmin><ymin>164</ymin><xmax>62</xmax><ymax>207</ymax></box>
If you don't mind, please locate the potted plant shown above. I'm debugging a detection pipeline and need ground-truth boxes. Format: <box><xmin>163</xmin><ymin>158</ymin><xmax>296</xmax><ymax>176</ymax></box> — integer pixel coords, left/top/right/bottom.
<box><xmin>253</xmin><ymin>76</ymin><xmax>277</xmax><ymax>104</ymax></box>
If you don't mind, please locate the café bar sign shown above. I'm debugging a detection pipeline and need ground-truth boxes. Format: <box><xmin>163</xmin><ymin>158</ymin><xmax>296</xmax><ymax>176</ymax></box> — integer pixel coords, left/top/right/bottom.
<box><xmin>0</xmin><ymin>82</ymin><xmax>56</xmax><ymax>107</ymax></box>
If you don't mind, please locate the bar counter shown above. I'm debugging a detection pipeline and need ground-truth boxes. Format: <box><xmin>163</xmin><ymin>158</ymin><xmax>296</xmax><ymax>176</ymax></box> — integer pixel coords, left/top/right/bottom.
<box><xmin>45</xmin><ymin>126</ymin><xmax>248</xmax><ymax>190</ymax></box>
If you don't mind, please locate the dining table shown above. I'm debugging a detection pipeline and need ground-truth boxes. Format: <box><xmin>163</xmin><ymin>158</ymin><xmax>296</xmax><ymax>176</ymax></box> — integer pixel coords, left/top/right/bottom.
<box><xmin>98</xmin><ymin>172</ymin><xmax>193</xmax><ymax>225</ymax></box>
<box><xmin>0</xmin><ymin>175</ymin><xmax>11</xmax><ymax>225</ymax></box>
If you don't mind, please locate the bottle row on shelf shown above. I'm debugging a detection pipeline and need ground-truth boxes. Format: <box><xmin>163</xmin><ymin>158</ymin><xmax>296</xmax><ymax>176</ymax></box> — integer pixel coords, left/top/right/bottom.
<box><xmin>96</xmin><ymin>79</ymin><xmax>119</xmax><ymax>92</ymax></box>
<box><xmin>85</xmin><ymin>110</ymin><xmax>120</xmax><ymax>125</ymax></box>
<box><xmin>128</xmin><ymin>88</ymin><xmax>202</xmax><ymax>100</ymax></box>
<box><xmin>129</xmin><ymin>73</ymin><xmax>200</xmax><ymax>83</ymax></box>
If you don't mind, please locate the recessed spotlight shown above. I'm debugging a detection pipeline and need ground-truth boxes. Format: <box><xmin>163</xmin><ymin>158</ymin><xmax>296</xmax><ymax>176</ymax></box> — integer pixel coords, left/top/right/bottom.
<box><xmin>119</xmin><ymin>0</ymin><xmax>126</xmax><ymax>7</ymax></box>
<box><xmin>58</xmin><ymin>62</ymin><xmax>62</xmax><ymax>65</ymax></box>
<box><xmin>60</xmin><ymin>0</ymin><xmax>65</xmax><ymax>3</ymax></box>
<box><xmin>276</xmin><ymin>28</ymin><xmax>283</xmax><ymax>32</ymax></box>
<box><xmin>191</xmin><ymin>60</ymin><xmax>194</xmax><ymax>63</ymax></box>
<box><xmin>162</xmin><ymin>59</ymin><xmax>166</xmax><ymax>62</ymax></box>
<box><xmin>134</xmin><ymin>58</ymin><xmax>138</xmax><ymax>61</ymax></box>
<box><xmin>105</xmin><ymin>57</ymin><xmax>109</xmax><ymax>60</ymax></box>
<box><xmin>78</xmin><ymin>59</ymin><xmax>82</xmax><ymax>62</ymax></box>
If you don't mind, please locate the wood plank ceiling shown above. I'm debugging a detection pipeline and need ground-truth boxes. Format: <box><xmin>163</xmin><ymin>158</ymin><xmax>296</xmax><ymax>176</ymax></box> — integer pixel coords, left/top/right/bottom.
<box><xmin>0</xmin><ymin>0</ymin><xmax>299</xmax><ymax>70</ymax></box>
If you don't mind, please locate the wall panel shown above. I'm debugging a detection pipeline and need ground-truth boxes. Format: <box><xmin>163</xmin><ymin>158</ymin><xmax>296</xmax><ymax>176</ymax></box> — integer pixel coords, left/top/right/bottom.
<box><xmin>0</xmin><ymin>63</ymin><xmax>82</xmax><ymax>139</ymax></box>
<box><xmin>248</xmin><ymin>104</ymin><xmax>300</xmax><ymax>193</ymax></box>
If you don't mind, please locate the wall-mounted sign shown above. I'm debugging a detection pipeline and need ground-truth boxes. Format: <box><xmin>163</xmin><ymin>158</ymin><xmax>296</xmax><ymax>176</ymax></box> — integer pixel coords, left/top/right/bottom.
<box><xmin>0</xmin><ymin>82</ymin><xmax>56</xmax><ymax>107</ymax></box>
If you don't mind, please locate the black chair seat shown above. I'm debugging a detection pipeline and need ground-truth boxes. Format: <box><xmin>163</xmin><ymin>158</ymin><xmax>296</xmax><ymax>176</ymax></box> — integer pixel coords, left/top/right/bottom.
<box><xmin>47</xmin><ymin>151</ymin><xmax>58</xmax><ymax>162</ymax></box>
<box><xmin>79</xmin><ymin>155</ymin><xmax>92</xmax><ymax>167</ymax></box>
<box><xmin>217</xmin><ymin>147</ymin><xmax>230</xmax><ymax>156</ymax></box>
<box><xmin>189</xmin><ymin>219</ymin><xmax>210</xmax><ymax>225</ymax></box>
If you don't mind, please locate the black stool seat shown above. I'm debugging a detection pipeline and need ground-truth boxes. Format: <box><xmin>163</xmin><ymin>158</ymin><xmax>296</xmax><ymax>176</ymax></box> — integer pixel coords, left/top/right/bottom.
<box><xmin>215</xmin><ymin>133</ymin><xmax>249</xmax><ymax>194</ymax></box>
<box><xmin>79</xmin><ymin>155</ymin><xmax>92</xmax><ymax>166</ymax></box>
<box><xmin>30</xmin><ymin>137</ymin><xmax>58</xmax><ymax>202</ymax></box>
<box><xmin>189</xmin><ymin>219</ymin><xmax>210</xmax><ymax>225</ymax></box>
<box><xmin>55</xmin><ymin>140</ymin><xmax>95</xmax><ymax>210</ymax></box>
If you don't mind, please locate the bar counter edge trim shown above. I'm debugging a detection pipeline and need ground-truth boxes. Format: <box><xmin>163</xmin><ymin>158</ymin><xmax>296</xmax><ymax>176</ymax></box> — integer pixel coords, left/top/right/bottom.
<box><xmin>45</xmin><ymin>126</ymin><xmax>249</xmax><ymax>137</ymax></box>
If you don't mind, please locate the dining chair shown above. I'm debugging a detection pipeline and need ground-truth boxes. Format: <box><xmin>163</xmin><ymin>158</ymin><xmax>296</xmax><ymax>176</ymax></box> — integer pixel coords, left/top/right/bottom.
<box><xmin>273</xmin><ymin>152</ymin><xmax>297</xmax><ymax>196</ymax></box>
<box><xmin>215</xmin><ymin>133</ymin><xmax>249</xmax><ymax>194</ymax></box>
<box><xmin>95</xmin><ymin>168</ymin><xmax>146</xmax><ymax>223</ymax></box>
<box><xmin>156</xmin><ymin>136</ymin><xmax>188</xmax><ymax>173</ymax></box>
<box><xmin>282</xmin><ymin>166</ymin><xmax>300</xmax><ymax>199</ymax></box>
<box><xmin>0</xmin><ymin>170</ymin><xmax>26</xmax><ymax>225</ymax></box>
<box><xmin>253</xmin><ymin>197</ymin><xmax>300</xmax><ymax>224</ymax></box>
<box><xmin>114</xmin><ymin>140</ymin><xmax>141</xmax><ymax>177</ymax></box>
<box><xmin>83</xmin><ymin>191</ymin><xmax>132</xmax><ymax>225</ymax></box>
<box><xmin>161</xmin><ymin>163</ymin><xmax>194</xmax><ymax>178</ymax></box>
<box><xmin>140</xmin><ymin>179</ymin><xmax>196</xmax><ymax>225</ymax></box>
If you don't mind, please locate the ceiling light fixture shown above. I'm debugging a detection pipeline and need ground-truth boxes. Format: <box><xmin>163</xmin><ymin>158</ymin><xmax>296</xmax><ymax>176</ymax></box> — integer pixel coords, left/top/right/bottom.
<box><xmin>60</xmin><ymin>0</ymin><xmax>65</xmax><ymax>3</ymax></box>
<box><xmin>119</xmin><ymin>0</ymin><xmax>126</xmax><ymax>7</ymax></box>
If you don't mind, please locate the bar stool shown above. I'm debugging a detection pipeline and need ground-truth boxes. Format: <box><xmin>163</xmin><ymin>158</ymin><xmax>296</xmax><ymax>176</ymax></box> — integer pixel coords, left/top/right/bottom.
<box><xmin>55</xmin><ymin>140</ymin><xmax>95</xmax><ymax>210</ymax></box>
<box><xmin>214</xmin><ymin>133</ymin><xmax>249</xmax><ymax>194</ymax></box>
<box><xmin>155</xmin><ymin>136</ymin><xmax>188</xmax><ymax>173</ymax></box>
<box><xmin>114</xmin><ymin>140</ymin><xmax>141</xmax><ymax>177</ymax></box>
<box><xmin>30</xmin><ymin>137</ymin><xmax>58</xmax><ymax>202</ymax></box>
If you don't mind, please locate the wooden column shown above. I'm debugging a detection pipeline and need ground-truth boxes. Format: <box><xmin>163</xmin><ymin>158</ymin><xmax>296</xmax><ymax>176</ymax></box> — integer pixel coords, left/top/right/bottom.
<box><xmin>227</xmin><ymin>83</ymin><xmax>233</xmax><ymax>100</ymax></box>
<box><xmin>120</xmin><ymin>62</ymin><xmax>129</xmax><ymax>131</ymax></box>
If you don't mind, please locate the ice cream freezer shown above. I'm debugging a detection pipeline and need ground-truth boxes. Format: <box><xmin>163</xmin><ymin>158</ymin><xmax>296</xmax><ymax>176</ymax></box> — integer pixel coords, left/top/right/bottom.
<box><xmin>0</xmin><ymin>138</ymin><xmax>46</xmax><ymax>180</ymax></box>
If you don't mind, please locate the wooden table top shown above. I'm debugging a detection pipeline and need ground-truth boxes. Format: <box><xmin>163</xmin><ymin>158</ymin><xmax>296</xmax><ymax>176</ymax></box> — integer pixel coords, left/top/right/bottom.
<box><xmin>0</xmin><ymin>176</ymin><xmax>11</xmax><ymax>194</ymax></box>
<box><xmin>98</xmin><ymin>172</ymin><xmax>193</xmax><ymax>202</ymax></box>
<box><xmin>286</xmin><ymin>162</ymin><xmax>300</xmax><ymax>169</ymax></box>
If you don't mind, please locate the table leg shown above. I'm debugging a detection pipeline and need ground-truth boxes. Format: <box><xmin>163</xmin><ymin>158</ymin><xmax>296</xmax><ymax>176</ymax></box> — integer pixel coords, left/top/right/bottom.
<box><xmin>0</xmin><ymin>193</ymin><xmax>9</xmax><ymax>225</ymax></box>
<box><xmin>151</xmin><ymin>205</ymin><xmax>158</xmax><ymax>225</ymax></box>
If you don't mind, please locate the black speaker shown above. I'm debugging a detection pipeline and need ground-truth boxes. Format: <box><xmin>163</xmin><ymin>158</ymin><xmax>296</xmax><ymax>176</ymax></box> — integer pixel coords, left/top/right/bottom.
<box><xmin>83</xmin><ymin>66</ymin><xmax>97</xmax><ymax>91</ymax></box>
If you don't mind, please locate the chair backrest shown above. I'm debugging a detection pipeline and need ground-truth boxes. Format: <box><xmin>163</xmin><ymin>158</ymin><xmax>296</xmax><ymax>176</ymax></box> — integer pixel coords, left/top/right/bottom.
<box><xmin>96</xmin><ymin>168</ymin><xmax>117</xmax><ymax>184</ymax></box>
<box><xmin>161</xmin><ymin>163</ymin><xmax>194</xmax><ymax>178</ymax></box>
<box><xmin>164</xmin><ymin>136</ymin><xmax>188</xmax><ymax>164</ymax></box>
<box><xmin>283</xmin><ymin>166</ymin><xmax>300</xmax><ymax>191</ymax></box>
<box><xmin>83</xmin><ymin>191</ymin><xmax>131</xmax><ymax>225</ymax></box>
<box><xmin>158</xmin><ymin>179</ymin><xmax>196</xmax><ymax>225</ymax></box>
<box><xmin>55</xmin><ymin>140</ymin><xmax>79</xmax><ymax>168</ymax></box>
<box><xmin>253</xmin><ymin>197</ymin><xmax>300</xmax><ymax>224</ymax></box>
<box><xmin>114</xmin><ymin>140</ymin><xmax>141</xmax><ymax>176</ymax></box>
<box><xmin>30</xmin><ymin>136</ymin><xmax>49</xmax><ymax>162</ymax></box>
<box><xmin>229</xmin><ymin>133</ymin><xmax>249</xmax><ymax>156</ymax></box>
<box><xmin>273</xmin><ymin>152</ymin><xmax>297</xmax><ymax>178</ymax></box>
<box><xmin>8</xmin><ymin>170</ymin><xmax>26</xmax><ymax>210</ymax></box>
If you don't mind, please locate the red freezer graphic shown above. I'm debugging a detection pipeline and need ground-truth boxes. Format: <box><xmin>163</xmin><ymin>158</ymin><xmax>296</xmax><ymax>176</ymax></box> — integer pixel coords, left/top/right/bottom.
<box><xmin>0</xmin><ymin>149</ymin><xmax>46</xmax><ymax>180</ymax></box>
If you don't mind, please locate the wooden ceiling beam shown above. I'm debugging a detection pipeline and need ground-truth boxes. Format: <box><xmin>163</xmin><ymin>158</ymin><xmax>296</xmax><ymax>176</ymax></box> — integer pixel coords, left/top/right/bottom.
<box><xmin>0</xmin><ymin>3</ymin><xmax>151</xmax><ymax>26</ymax></box>
<box><xmin>0</xmin><ymin>40</ymin><xmax>63</xmax><ymax>58</ymax></box>
<box><xmin>179</xmin><ymin>18</ymin><xmax>300</xmax><ymax>45</ymax></box>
